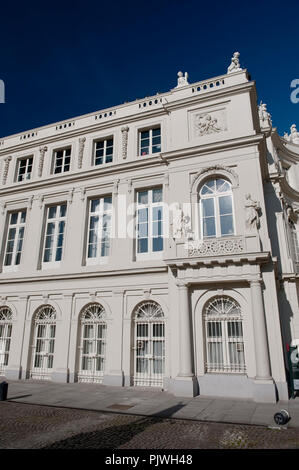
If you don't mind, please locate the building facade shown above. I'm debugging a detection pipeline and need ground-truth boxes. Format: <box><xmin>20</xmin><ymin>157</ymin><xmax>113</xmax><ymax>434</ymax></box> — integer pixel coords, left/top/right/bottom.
<box><xmin>0</xmin><ymin>53</ymin><xmax>298</xmax><ymax>403</ymax></box>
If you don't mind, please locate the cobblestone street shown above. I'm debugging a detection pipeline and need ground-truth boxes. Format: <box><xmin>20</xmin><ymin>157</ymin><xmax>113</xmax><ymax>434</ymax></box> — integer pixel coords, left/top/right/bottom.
<box><xmin>1</xmin><ymin>401</ymin><xmax>299</xmax><ymax>449</ymax></box>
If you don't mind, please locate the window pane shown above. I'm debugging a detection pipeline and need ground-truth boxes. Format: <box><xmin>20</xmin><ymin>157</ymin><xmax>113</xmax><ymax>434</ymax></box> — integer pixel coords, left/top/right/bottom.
<box><xmin>152</xmin><ymin>128</ymin><xmax>161</xmax><ymax>137</ymax></box>
<box><xmin>11</xmin><ymin>213</ymin><xmax>18</xmax><ymax>225</ymax></box>
<box><xmin>138</xmin><ymin>208</ymin><xmax>148</xmax><ymax>223</ymax></box>
<box><xmin>203</xmin><ymin>217</ymin><xmax>216</xmax><ymax>237</ymax></box>
<box><xmin>152</xmin><ymin>188</ymin><xmax>162</xmax><ymax>203</ymax></box>
<box><xmin>138</xmin><ymin>238</ymin><xmax>148</xmax><ymax>253</ymax></box>
<box><xmin>153</xmin><ymin>237</ymin><xmax>163</xmax><ymax>252</ymax></box>
<box><xmin>141</xmin><ymin>130</ymin><xmax>149</xmax><ymax>139</ymax></box>
<box><xmin>220</xmin><ymin>215</ymin><xmax>234</xmax><ymax>235</ymax></box>
<box><xmin>202</xmin><ymin>198</ymin><xmax>214</xmax><ymax>217</ymax></box>
<box><xmin>216</xmin><ymin>179</ymin><xmax>230</xmax><ymax>192</ymax></box>
<box><xmin>60</xmin><ymin>205</ymin><xmax>67</xmax><ymax>217</ymax></box>
<box><xmin>219</xmin><ymin>196</ymin><xmax>232</xmax><ymax>215</ymax></box>
<box><xmin>138</xmin><ymin>191</ymin><xmax>148</xmax><ymax>205</ymax></box>
<box><xmin>91</xmin><ymin>199</ymin><xmax>100</xmax><ymax>213</ymax></box>
<box><xmin>48</xmin><ymin>206</ymin><xmax>57</xmax><ymax>219</ymax></box>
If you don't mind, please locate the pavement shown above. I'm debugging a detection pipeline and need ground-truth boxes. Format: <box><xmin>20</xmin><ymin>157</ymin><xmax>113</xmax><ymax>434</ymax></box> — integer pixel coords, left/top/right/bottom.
<box><xmin>1</xmin><ymin>378</ymin><xmax>299</xmax><ymax>429</ymax></box>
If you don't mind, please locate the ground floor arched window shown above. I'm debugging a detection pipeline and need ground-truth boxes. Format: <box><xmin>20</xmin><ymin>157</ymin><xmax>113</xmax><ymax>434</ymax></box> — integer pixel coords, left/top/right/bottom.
<box><xmin>133</xmin><ymin>301</ymin><xmax>165</xmax><ymax>387</ymax></box>
<box><xmin>204</xmin><ymin>296</ymin><xmax>246</xmax><ymax>373</ymax></box>
<box><xmin>77</xmin><ymin>303</ymin><xmax>106</xmax><ymax>383</ymax></box>
<box><xmin>0</xmin><ymin>307</ymin><xmax>13</xmax><ymax>375</ymax></box>
<box><xmin>30</xmin><ymin>305</ymin><xmax>56</xmax><ymax>380</ymax></box>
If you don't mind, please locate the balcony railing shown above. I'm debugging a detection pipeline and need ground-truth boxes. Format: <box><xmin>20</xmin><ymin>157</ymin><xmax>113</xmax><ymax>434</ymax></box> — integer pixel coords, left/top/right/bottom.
<box><xmin>186</xmin><ymin>236</ymin><xmax>245</xmax><ymax>257</ymax></box>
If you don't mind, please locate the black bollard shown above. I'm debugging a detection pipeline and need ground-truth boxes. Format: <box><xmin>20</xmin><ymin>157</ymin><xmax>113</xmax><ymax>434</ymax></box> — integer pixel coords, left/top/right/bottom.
<box><xmin>274</xmin><ymin>409</ymin><xmax>289</xmax><ymax>425</ymax></box>
<box><xmin>0</xmin><ymin>381</ymin><xmax>8</xmax><ymax>401</ymax></box>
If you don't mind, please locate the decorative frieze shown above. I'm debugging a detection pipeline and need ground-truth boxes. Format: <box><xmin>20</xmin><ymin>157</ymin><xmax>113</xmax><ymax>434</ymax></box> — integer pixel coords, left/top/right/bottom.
<box><xmin>2</xmin><ymin>156</ymin><xmax>12</xmax><ymax>185</ymax></box>
<box><xmin>121</xmin><ymin>126</ymin><xmax>129</xmax><ymax>159</ymax></box>
<box><xmin>38</xmin><ymin>146</ymin><xmax>48</xmax><ymax>177</ymax></box>
<box><xmin>187</xmin><ymin>237</ymin><xmax>244</xmax><ymax>257</ymax></box>
<box><xmin>78</xmin><ymin>137</ymin><xmax>86</xmax><ymax>169</ymax></box>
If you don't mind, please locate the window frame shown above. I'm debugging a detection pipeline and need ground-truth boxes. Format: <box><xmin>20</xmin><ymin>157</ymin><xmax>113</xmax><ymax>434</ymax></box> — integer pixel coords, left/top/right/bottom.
<box><xmin>86</xmin><ymin>195</ymin><xmax>113</xmax><ymax>265</ymax></box>
<box><xmin>41</xmin><ymin>203</ymin><xmax>67</xmax><ymax>269</ymax></box>
<box><xmin>15</xmin><ymin>156</ymin><xmax>34</xmax><ymax>182</ymax></box>
<box><xmin>199</xmin><ymin>178</ymin><xmax>235</xmax><ymax>239</ymax></box>
<box><xmin>52</xmin><ymin>147</ymin><xmax>72</xmax><ymax>174</ymax></box>
<box><xmin>3</xmin><ymin>210</ymin><xmax>27</xmax><ymax>272</ymax></box>
<box><xmin>93</xmin><ymin>137</ymin><xmax>114</xmax><ymax>166</ymax></box>
<box><xmin>138</xmin><ymin>126</ymin><xmax>161</xmax><ymax>157</ymax></box>
<box><xmin>136</xmin><ymin>187</ymin><xmax>164</xmax><ymax>259</ymax></box>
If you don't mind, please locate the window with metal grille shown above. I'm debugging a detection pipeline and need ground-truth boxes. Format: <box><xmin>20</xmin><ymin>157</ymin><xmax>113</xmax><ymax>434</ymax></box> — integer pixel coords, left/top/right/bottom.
<box><xmin>31</xmin><ymin>305</ymin><xmax>56</xmax><ymax>380</ymax></box>
<box><xmin>204</xmin><ymin>296</ymin><xmax>246</xmax><ymax>373</ymax></box>
<box><xmin>139</xmin><ymin>127</ymin><xmax>161</xmax><ymax>156</ymax></box>
<box><xmin>199</xmin><ymin>178</ymin><xmax>235</xmax><ymax>238</ymax></box>
<box><xmin>94</xmin><ymin>138</ymin><xmax>113</xmax><ymax>165</ymax></box>
<box><xmin>0</xmin><ymin>307</ymin><xmax>12</xmax><ymax>373</ymax></box>
<box><xmin>4</xmin><ymin>210</ymin><xmax>26</xmax><ymax>267</ymax></box>
<box><xmin>136</xmin><ymin>188</ymin><xmax>163</xmax><ymax>255</ymax></box>
<box><xmin>87</xmin><ymin>196</ymin><xmax>112</xmax><ymax>261</ymax></box>
<box><xmin>53</xmin><ymin>148</ymin><xmax>71</xmax><ymax>174</ymax></box>
<box><xmin>42</xmin><ymin>204</ymin><xmax>67</xmax><ymax>264</ymax></box>
<box><xmin>16</xmin><ymin>156</ymin><xmax>33</xmax><ymax>182</ymax></box>
<box><xmin>77</xmin><ymin>303</ymin><xmax>106</xmax><ymax>383</ymax></box>
<box><xmin>133</xmin><ymin>301</ymin><xmax>165</xmax><ymax>387</ymax></box>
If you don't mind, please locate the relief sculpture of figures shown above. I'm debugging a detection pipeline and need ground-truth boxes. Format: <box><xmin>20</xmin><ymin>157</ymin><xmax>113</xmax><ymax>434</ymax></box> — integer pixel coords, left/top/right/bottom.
<box><xmin>195</xmin><ymin>113</ymin><xmax>222</xmax><ymax>136</ymax></box>
<box><xmin>245</xmin><ymin>193</ymin><xmax>261</xmax><ymax>230</ymax></box>
<box><xmin>227</xmin><ymin>51</ymin><xmax>242</xmax><ymax>74</ymax></box>
<box><xmin>173</xmin><ymin>206</ymin><xmax>192</xmax><ymax>239</ymax></box>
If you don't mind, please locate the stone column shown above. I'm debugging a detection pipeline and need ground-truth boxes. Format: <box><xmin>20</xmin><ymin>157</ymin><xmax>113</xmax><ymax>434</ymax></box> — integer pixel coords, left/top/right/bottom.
<box><xmin>250</xmin><ymin>279</ymin><xmax>276</xmax><ymax>402</ymax></box>
<box><xmin>173</xmin><ymin>281</ymin><xmax>197</xmax><ymax>397</ymax></box>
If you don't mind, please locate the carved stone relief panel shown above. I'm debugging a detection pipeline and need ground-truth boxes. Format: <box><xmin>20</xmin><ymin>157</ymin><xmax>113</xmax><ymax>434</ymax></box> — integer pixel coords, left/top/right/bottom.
<box><xmin>190</xmin><ymin>107</ymin><xmax>228</xmax><ymax>140</ymax></box>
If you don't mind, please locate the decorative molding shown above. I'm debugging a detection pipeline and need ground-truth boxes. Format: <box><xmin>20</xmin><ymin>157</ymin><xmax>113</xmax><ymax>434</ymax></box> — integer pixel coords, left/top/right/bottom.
<box><xmin>127</xmin><ymin>179</ymin><xmax>132</xmax><ymax>193</ymax></box>
<box><xmin>113</xmin><ymin>179</ymin><xmax>120</xmax><ymax>195</ymax></box>
<box><xmin>2</xmin><ymin>156</ymin><xmax>12</xmax><ymax>185</ymax></box>
<box><xmin>143</xmin><ymin>289</ymin><xmax>151</xmax><ymax>299</ymax></box>
<box><xmin>121</xmin><ymin>126</ymin><xmax>129</xmax><ymax>159</ymax></box>
<box><xmin>190</xmin><ymin>165</ymin><xmax>239</xmax><ymax>194</ymax></box>
<box><xmin>187</xmin><ymin>236</ymin><xmax>244</xmax><ymax>257</ymax></box>
<box><xmin>38</xmin><ymin>194</ymin><xmax>44</xmax><ymax>209</ymax></box>
<box><xmin>27</xmin><ymin>195</ymin><xmax>34</xmax><ymax>211</ymax></box>
<box><xmin>78</xmin><ymin>137</ymin><xmax>86</xmax><ymax>169</ymax></box>
<box><xmin>0</xmin><ymin>201</ymin><xmax>6</xmax><ymax>215</ymax></box>
<box><xmin>38</xmin><ymin>146</ymin><xmax>47</xmax><ymax>177</ymax></box>
<box><xmin>80</xmin><ymin>187</ymin><xmax>86</xmax><ymax>202</ymax></box>
<box><xmin>68</xmin><ymin>187</ymin><xmax>75</xmax><ymax>204</ymax></box>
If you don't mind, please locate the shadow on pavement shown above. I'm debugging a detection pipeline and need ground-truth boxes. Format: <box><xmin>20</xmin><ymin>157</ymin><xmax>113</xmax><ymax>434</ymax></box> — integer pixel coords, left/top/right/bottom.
<box><xmin>42</xmin><ymin>403</ymin><xmax>186</xmax><ymax>449</ymax></box>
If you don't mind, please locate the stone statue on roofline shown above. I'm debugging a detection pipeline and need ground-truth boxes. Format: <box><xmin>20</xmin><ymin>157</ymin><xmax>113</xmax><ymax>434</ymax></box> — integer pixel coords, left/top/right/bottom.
<box><xmin>289</xmin><ymin>124</ymin><xmax>299</xmax><ymax>144</ymax></box>
<box><xmin>227</xmin><ymin>52</ymin><xmax>242</xmax><ymax>74</ymax></box>
<box><xmin>176</xmin><ymin>71</ymin><xmax>189</xmax><ymax>87</ymax></box>
<box><xmin>258</xmin><ymin>101</ymin><xmax>272</xmax><ymax>129</ymax></box>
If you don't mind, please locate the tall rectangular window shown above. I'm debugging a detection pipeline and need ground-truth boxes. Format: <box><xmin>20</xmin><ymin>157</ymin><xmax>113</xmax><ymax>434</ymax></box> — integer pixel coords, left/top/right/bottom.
<box><xmin>53</xmin><ymin>148</ymin><xmax>71</xmax><ymax>174</ymax></box>
<box><xmin>94</xmin><ymin>138</ymin><xmax>113</xmax><ymax>165</ymax></box>
<box><xmin>43</xmin><ymin>204</ymin><xmax>67</xmax><ymax>264</ymax></box>
<box><xmin>87</xmin><ymin>196</ymin><xmax>112</xmax><ymax>261</ymax></box>
<box><xmin>4</xmin><ymin>211</ymin><xmax>26</xmax><ymax>266</ymax></box>
<box><xmin>17</xmin><ymin>157</ymin><xmax>33</xmax><ymax>182</ymax></box>
<box><xmin>137</xmin><ymin>188</ymin><xmax>163</xmax><ymax>255</ymax></box>
<box><xmin>139</xmin><ymin>127</ymin><xmax>161</xmax><ymax>156</ymax></box>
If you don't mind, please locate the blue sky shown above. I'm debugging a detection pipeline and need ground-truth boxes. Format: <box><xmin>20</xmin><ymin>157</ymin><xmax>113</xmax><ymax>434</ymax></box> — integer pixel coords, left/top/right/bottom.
<box><xmin>0</xmin><ymin>0</ymin><xmax>298</xmax><ymax>138</ymax></box>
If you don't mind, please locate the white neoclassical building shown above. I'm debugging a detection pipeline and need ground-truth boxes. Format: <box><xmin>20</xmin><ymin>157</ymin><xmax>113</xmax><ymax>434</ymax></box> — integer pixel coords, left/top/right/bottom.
<box><xmin>0</xmin><ymin>52</ymin><xmax>299</xmax><ymax>403</ymax></box>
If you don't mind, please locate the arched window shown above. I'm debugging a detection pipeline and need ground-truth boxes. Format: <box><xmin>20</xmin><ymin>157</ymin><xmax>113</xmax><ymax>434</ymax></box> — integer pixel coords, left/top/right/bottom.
<box><xmin>133</xmin><ymin>301</ymin><xmax>165</xmax><ymax>387</ymax></box>
<box><xmin>0</xmin><ymin>307</ymin><xmax>13</xmax><ymax>374</ymax></box>
<box><xmin>77</xmin><ymin>303</ymin><xmax>106</xmax><ymax>383</ymax></box>
<box><xmin>30</xmin><ymin>305</ymin><xmax>56</xmax><ymax>380</ymax></box>
<box><xmin>199</xmin><ymin>178</ymin><xmax>235</xmax><ymax>238</ymax></box>
<box><xmin>204</xmin><ymin>297</ymin><xmax>245</xmax><ymax>373</ymax></box>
